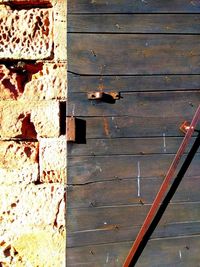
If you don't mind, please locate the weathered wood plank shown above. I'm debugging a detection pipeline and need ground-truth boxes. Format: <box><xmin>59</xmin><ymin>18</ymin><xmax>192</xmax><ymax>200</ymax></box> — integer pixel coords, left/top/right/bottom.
<box><xmin>68</xmin><ymin>221</ymin><xmax>200</xmax><ymax>247</ymax></box>
<box><xmin>67</xmin><ymin>176</ymin><xmax>200</xmax><ymax>208</ymax></box>
<box><xmin>68</xmin><ymin>0</ymin><xmax>200</xmax><ymax>14</ymax></box>
<box><xmin>75</xmin><ymin>116</ymin><xmax>196</xmax><ymax>138</ymax></box>
<box><xmin>68</xmin><ymin>137</ymin><xmax>195</xmax><ymax>156</ymax></box>
<box><xmin>68</xmin><ymin>34</ymin><xmax>200</xmax><ymax>75</ymax></box>
<box><xmin>67</xmin><ymin>202</ymin><xmax>200</xmax><ymax>233</ymax></box>
<box><xmin>68</xmin><ymin>91</ymin><xmax>199</xmax><ymax>117</ymax></box>
<box><xmin>68</xmin><ymin>73</ymin><xmax>200</xmax><ymax>93</ymax></box>
<box><xmin>68</xmin><ymin>153</ymin><xmax>200</xmax><ymax>184</ymax></box>
<box><xmin>67</xmin><ymin>203</ymin><xmax>200</xmax><ymax>246</ymax></box>
<box><xmin>67</xmin><ymin>235</ymin><xmax>200</xmax><ymax>267</ymax></box>
<box><xmin>68</xmin><ymin>14</ymin><xmax>200</xmax><ymax>33</ymax></box>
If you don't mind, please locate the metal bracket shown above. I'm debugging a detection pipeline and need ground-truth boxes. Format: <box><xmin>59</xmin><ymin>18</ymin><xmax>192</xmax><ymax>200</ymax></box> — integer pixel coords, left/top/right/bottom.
<box><xmin>66</xmin><ymin>117</ymin><xmax>76</xmax><ymax>142</ymax></box>
<box><xmin>180</xmin><ymin>121</ymin><xmax>192</xmax><ymax>134</ymax></box>
<box><xmin>87</xmin><ymin>91</ymin><xmax>120</xmax><ymax>100</ymax></box>
<box><xmin>180</xmin><ymin>120</ymin><xmax>199</xmax><ymax>134</ymax></box>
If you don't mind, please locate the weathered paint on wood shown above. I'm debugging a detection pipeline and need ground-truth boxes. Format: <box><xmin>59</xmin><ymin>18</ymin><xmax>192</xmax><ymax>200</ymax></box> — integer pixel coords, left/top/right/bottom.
<box><xmin>68</xmin><ymin>220</ymin><xmax>200</xmax><ymax>247</ymax></box>
<box><xmin>75</xmin><ymin>116</ymin><xmax>196</xmax><ymax>138</ymax></box>
<box><xmin>68</xmin><ymin>91</ymin><xmax>199</xmax><ymax>117</ymax></box>
<box><xmin>68</xmin><ymin>0</ymin><xmax>200</xmax><ymax>14</ymax></box>
<box><xmin>68</xmin><ymin>3</ymin><xmax>200</xmax><ymax>266</ymax></box>
<box><xmin>68</xmin><ymin>34</ymin><xmax>200</xmax><ymax>75</ymax></box>
<box><xmin>68</xmin><ymin>176</ymin><xmax>200</xmax><ymax>208</ymax></box>
<box><xmin>68</xmin><ymin>73</ymin><xmax>200</xmax><ymax>93</ymax></box>
<box><xmin>68</xmin><ymin>137</ymin><xmax>195</xmax><ymax>156</ymax></box>
<box><xmin>68</xmin><ymin>153</ymin><xmax>200</xmax><ymax>184</ymax></box>
<box><xmin>67</xmin><ymin>235</ymin><xmax>200</xmax><ymax>267</ymax></box>
<box><xmin>68</xmin><ymin>14</ymin><xmax>200</xmax><ymax>34</ymax></box>
<box><xmin>67</xmin><ymin>202</ymin><xmax>200</xmax><ymax>233</ymax></box>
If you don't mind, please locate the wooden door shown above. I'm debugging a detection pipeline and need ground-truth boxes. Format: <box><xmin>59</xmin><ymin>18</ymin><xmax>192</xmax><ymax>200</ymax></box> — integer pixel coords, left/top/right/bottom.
<box><xmin>67</xmin><ymin>1</ymin><xmax>200</xmax><ymax>266</ymax></box>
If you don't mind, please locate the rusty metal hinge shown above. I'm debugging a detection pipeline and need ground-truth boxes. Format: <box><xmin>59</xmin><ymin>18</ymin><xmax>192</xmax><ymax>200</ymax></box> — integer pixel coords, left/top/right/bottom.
<box><xmin>87</xmin><ymin>91</ymin><xmax>120</xmax><ymax>101</ymax></box>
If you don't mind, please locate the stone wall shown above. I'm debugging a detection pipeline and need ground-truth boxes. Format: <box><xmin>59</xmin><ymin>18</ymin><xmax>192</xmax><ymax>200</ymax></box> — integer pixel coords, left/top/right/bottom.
<box><xmin>0</xmin><ymin>0</ymin><xmax>67</xmax><ymax>266</ymax></box>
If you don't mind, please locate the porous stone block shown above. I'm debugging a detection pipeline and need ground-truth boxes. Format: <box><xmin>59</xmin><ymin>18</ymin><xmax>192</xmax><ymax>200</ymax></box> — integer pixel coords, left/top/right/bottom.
<box><xmin>0</xmin><ymin>228</ymin><xmax>65</xmax><ymax>267</ymax></box>
<box><xmin>0</xmin><ymin>100</ymin><xmax>60</xmax><ymax>138</ymax></box>
<box><xmin>0</xmin><ymin>184</ymin><xmax>65</xmax><ymax>266</ymax></box>
<box><xmin>0</xmin><ymin>0</ymin><xmax>52</xmax><ymax>5</ymax></box>
<box><xmin>23</xmin><ymin>62</ymin><xmax>67</xmax><ymax>100</ymax></box>
<box><xmin>0</xmin><ymin>141</ymin><xmax>38</xmax><ymax>184</ymax></box>
<box><xmin>0</xmin><ymin>8</ymin><xmax>53</xmax><ymax>60</ymax></box>
<box><xmin>54</xmin><ymin>0</ymin><xmax>67</xmax><ymax>61</ymax></box>
<box><xmin>39</xmin><ymin>136</ymin><xmax>66</xmax><ymax>183</ymax></box>
<box><xmin>0</xmin><ymin>63</ymin><xmax>67</xmax><ymax>100</ymax></box>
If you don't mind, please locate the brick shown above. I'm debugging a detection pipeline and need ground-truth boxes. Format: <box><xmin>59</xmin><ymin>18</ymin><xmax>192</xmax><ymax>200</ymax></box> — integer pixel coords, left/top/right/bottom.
<box><xmin>0</xmin><ymin>63</ymin><xmax>67</xmax><ymax>100</ymax></box>
<box><xmin>0</xmin><ymin>141</ymin><xmax>38</xmax><ymax>184</ymax></box>
<box><xmin>39</xmin><ymin>136</ymin><xmax>66</xmax><ymax>183</ymax></box>
<box><xmin>0</xmin><ymin>8</ymin><xmax>53</xmax><ymax>60</ymax></box>
<box><xmin>54</xmin><ymin>0</ymin><xmax>67</xmax><ymax>61</ymax></box>
<box><xmin>0</xmin><ymin>100</ymin><xmax>60</xmax><ymax>138</ymax></box>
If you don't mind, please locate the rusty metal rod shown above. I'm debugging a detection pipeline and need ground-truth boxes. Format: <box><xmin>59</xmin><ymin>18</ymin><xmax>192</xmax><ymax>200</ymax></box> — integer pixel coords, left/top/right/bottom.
<box><xmin>123</xmin><ymin>105</ymin><xmax>200</xmax><ymax>267</ymax></box>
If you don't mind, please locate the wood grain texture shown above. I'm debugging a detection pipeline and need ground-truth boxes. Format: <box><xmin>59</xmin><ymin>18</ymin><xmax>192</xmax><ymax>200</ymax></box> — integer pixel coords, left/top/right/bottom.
<box><xmin>67</xmin><ymin>235</ymin><xmax>200</xmax><ymax>267</ymax></box>
<box><xmin>67</xmin><ymin>202</ymin><xmax>200</xmax><ymax>247</ymax></box>
<box><xmin>68</xmin><ymin>176</ymin><xmax>200</xmax><ymax>208</ymax></box>
<box><xmin>68</xmin><ymin>14</ymin><xmax>200</xmax><ymax>33</ymax></box>
<box><xmin>68</xmin><ymin>0</ymin><xmax>200</xmax><ymax>14</ymax></box>
<box><xmin>74</xmin><ymin>116</ymin><xmax>197</xmax><ymax>138</ymax></box>
<box><xmin>68</xmin><ymin>91</ymin><xmax>200</xmax><ymax>117</ymax></box>
<box><xmin>68</xmin><ymin>153</ymin><xmax>200</xmax><ymax>184</ymax></box>
<box><xmin>69</xmin><ymin>34</ymin><xmax>200</xmax><ymax>75</ymax></box>
<box><xmin>68</xmin><ymin>73</ymin><xmax>200</xmax><ymax>93</ymax></box>
<box><xmin>68</xmin><ymin>137</ymin><xmax>195</xmax><ymax>156</ymax></box>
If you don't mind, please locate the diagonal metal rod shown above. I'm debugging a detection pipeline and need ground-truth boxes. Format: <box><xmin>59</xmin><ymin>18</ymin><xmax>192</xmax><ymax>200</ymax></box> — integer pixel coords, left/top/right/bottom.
<box><xmin>123</xmin><ymin>105</ymin><xmax>200</xmax><ymax>267</ymax></box>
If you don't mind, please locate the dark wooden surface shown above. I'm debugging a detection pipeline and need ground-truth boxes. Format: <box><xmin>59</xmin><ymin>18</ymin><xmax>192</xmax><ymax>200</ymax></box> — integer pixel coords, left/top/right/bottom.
<box><xmin>68</xmin><ymin>34</ymin><xmax>200</xmax><ymax>75</ymax></box>
<box><xmin>68</xmin><ymin>14</ymin><xmax>200</xmax><ymax>33</ymax></box>
<box><xmin>68</xmin><ymin>0</ymin><xmax>200</xmax><ymax>14</ymax></box>
<box><xmin>69</xmin><ymin>73</ymin><xmax>200</xmax><ymax>93</ymax></box>
<box><xmin>67</xmin><ymin>2</ymin><xmax>200</xmax><ymax>266</ymax></box>
<box><xmin>68</xmin><ymin>91</ymin><xmax>200</xmax><ymax>116</ymax></box>
<box><xmin>67</xmin><ymin>235</ymin><xmax>200</xmax><ymax>267</ymax></box>
<box><xmin>68</xmin><ymin>153</ymin><xmax>200</xmax><ymax>184</ymax></box>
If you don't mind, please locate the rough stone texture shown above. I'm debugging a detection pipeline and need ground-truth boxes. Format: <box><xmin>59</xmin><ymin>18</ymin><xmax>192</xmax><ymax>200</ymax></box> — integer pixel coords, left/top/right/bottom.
<box><xmin>0</xmin><ymin>63</ymin><xmax>67</xmax><ymax>100</ymax></box>
<box><xmin>0</xmin><ymin>184</ymin><xmax>65</xmax><ymax>266</ymax></box>
<box><xmin>40</xmin><ymin>136</ymin><xmax>66</xmax><ymax>183</ymax></box>
<box><xmin>0</xmin><ymin>0</ymin><xmax>67</xmax><ymax>265</ymax></box>
<box><xmin>0</xmin><ymin>0</ymin><xmax>52</xmax><ymax>5</ymax></box>
<box><xmin>0</xmin><ymin>8</ymin><xmax>53</xmax><ymax>60</ymax></box>
<box><xmin>23</xmin><ymin>62</ymin><xmax>67</xmax><ymax>100</ymax></box>
<box><xmin>0</xmin><ymin>100</ymin><xmax>60</xmax><ymax>138</ymax></box>
<box><xmin>0</xmin><ymin>65</ymin><xmax>23</xmax><ymax>100</ymax></box>
<box><xmin>0</xmin><ymin>141</ymin><xmax>38</xmax><ymax>184</ymax></box>
<box><xmin>54</xmin><ymin>0</ymin><xmax>67</xmax><ymax>61</ymax></box>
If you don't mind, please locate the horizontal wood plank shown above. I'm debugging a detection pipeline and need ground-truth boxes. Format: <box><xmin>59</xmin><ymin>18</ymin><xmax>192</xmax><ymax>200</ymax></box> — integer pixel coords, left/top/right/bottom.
<box><xmin>68</xmin><ymin>73</ymin><xmax>200</xmax><ymax>93</ymax></box>
<box><xmin>68</xmin><ymin>34</ymin><xmax>200</xmax><ymax>75</ymax></box>
<box><xmin>68</xmin><ymin>153</ymin><xmax>200</xmax><ymax>184</ymax></box>
<box><xmin>67</xmin><ymin>176</ymin><xmax>200</xmax><ymax>208</ymax></box>
<box><xmin>73</xmin><ymin>116</ymin><xmax>197</xmax><ymax>138</ymax></box>
<box><xmin>68</xmin><ymin>91</ymin><xmax>200</xmax><ymax>117</ymax></box>
<box><xmin>67</xmin><ymin>202</ymin><xmax>200</xmax><ymax>246</ymax></box>
<box><xmin>68</xmin><ymin>14</ymin><xmax>200</xmax><ymax>33</ymax></box>
<box><xmin>67</xmin><ymin>235</ymin><xmax>200</xmax><ymax>267</ymax></box>
<box><xmin>68</xmin><ymin>0</ymin><xmax>200</xmax><ymax>14</ymax></box>
<box><xmin>68</xmin><ymin>137</ymin><xmax>195</xmax><ymax>156</ymax></box>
